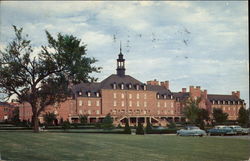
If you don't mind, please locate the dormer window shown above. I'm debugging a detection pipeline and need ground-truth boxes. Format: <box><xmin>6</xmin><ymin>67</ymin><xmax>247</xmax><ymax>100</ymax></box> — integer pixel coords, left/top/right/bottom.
<box><xmin>87</xmin><ymin>92</ymin><xmax>91</xmax><ymax>97</ymax></box>
<box><xmin>96</xmin><ymin>92</ymin><xmax>100</xmax><ymax>97</ymax></box>
<box><xmin>78</xmin><ymin>91</ymin><xmax>82</xmax><ymax>96</ymax></box>
<box><xmin>164</xmin><ymin>95</ymin><xmax>167</xmax><ymax>99</ymax></box>
<box><xmin>113</xmin><ymin>83</ymin><xmax>117</xmax><ymax>89</ymax></box>
<box><xmin>170</xmin><ymin>95</ymin><xmax>173</xmax><ymax>99</ymax></box>
<box><xmin>136</xmin><ymin>84</ymin><xmax>139</xmax><ymax>90</ymax></box>
<box><xmin>128</xmin><ymin>84</ymin><xmax>132</xmax><ymax>89</ymax></box>
<box><xmin>143</xmin><ymin>84</ymin><xmax>146</xmax><ymax>90</ymax></box>
<box><xmin>212</xmin><ymin>100</ymin><xmax>215</xmax><ymax>104</ymax></box>
<box><xmin>121</xmin><ymin>83</ymin><xmax>124</xmax><ymax>90</ymax></box>
<box><xmin>223</xmin><ymin>101</ymin><xmax>225</xmax><ymax>104</ymax></box>
<box><xmin>233</xmin><ymin>101</ymin><xmax>235</xmax><ymax>105</ymax></box>
<box><xmin>157</xmin><ymin>94</ymin><xmax>160</xmax><ymax>99</ymax></box>
<box><xmin>218</xmin><ymin>101</ymin><xmax>220</xmax><ymax>104</ymax></box>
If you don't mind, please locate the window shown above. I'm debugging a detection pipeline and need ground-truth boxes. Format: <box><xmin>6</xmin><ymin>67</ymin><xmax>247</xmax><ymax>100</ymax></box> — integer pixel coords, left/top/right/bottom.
<box><xmin>96</xmin><ymin>92</ymin><xmax>100</xmax><ymax>97</ymax></box>
<box><xmin>213</xmin><ymin>100</ymin><xmax>215</xmax><ymax>104</ymax></box>
<box><xmin>129</xmin><ymin>101</ymin><xmax>132</xmax><ymax>107</ymax></box>
<box><xmin>129</xmin><ymin>84</ymin><xmax>132</xmax><ymax>89</ymax></box>
<box><xmin>79</xmin><ymin>110</ymin><xmax>83</xmax><ymax>114</ymax></box>
<box><xmin>164</xmin><ymin>95</ymin><xmax>167</xmax><ymax>99</ymax></box>
<box><xmin>96</xmin><ymin>101</ymin><xmax>100</xmax><ymax>106</ymax></box>
<box><xmin>144</xmin><ymin>94</ymin><xmax>147</xmax><ymax>99</ymax></box>
<box><xmin>78</xmin><ymin>91</ymin><xmax>82</xmax><ymax>96</ymax></box>
<box><xmin>164</xmin><ymin>102</ymin><xmax>167</xmax><ymax>107</ymax></box>
<box><xmin>157</xmin><ymin>94</ymin><xmax>160</xmax><ymax>99</ymax></box>
<box><xmin>137</xmin><ymin>101</ymin><xmax>139</xmax><ymax>107</ymax></box>
<box><xmin>79</xmin><ymin>100</ymin><xmax>83</xmax><ymax>106</ymax></box>
<box><xmin>171</xmin><ymin>103</ymin><xmax>174</xmax><ymax>108</ymax></box>
<box><xmin>144</xmin><ymin>110</ymin><xmax>147</xmax><ymax>114</ymax></box>
<box><xmin>113</xmin><ymin>83</ymin><xmax>116</xmax><ymax>89</ymax></box>
<box><xmin>157</xmin><ymin>110</ymin><xmax>160</xmax><ymax>115</ymax></box>
<box><xmin>144</xmin><ymin>101</ymin><xmax>147</xmax><ymax>107</ymax></box>
<box><xmin>88</xmin><ymin>100</ymin><xmax>91</xmax><ymax>106</ymax></box>
<box><xmin>136</xmin><ymin>85</ymin><xmax>139</xmax><ymax>90</ymax></box>
<box><xmin>121</xmin><ymin>93</ymin><xmax>125</xmax><ymax>99</ymax></box>
<box><xmin>96</xmin><ymin>110</ymin><xmax>100</xmax><ymax>115</ymax></box>
<box><xmin>87</xmin><ymin>92</ymin><xmax>91</xmax><ymax>97</ymax></box>
<box><xmin>121</xmin><ymin>84</ymin><xmax>124</xmax><ymax>89</ymax></box>
<box><xmin>113</xmin><ymin>93</ymin><xmax>117</xmax><ymax>99</ymax></box>
<box><xmin>143</xmin><ymin>85</ymin><xmax>146</xmax><ymax>90</ymax></box>
<box><xmin>157</xmin><ymin>102</ymin><xmax>160</xmax><ymax>107</ymax></box>
<box><xmin>114</xmin><ymin>101</ymin><xmax>117</xmax><ymax>107</ymax></box>
<box><xmin>121</xmin><ymin>101</ymin><xmax>125</xmax><ymax>107</ymax></box>
<box><xmin>129</xmin><ymin>94</ymin><xmax>132</xmax><ymax>99</ymax></box>
<box><xmin>137</xmin><ymin>93</ymin><xmax>140</xmax><ymax>99</ymax></box>
<box><xmin>88</xmin><ymin>110</ymin><xmax>91</xmax><ymax>114</ymax></box>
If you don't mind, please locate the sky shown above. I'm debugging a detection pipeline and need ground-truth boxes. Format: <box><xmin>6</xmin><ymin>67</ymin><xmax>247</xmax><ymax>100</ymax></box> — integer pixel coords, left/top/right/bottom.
<box><xmin>0</xmin><ymin>1</ymin><xmax>249</xmax><ymax>106</ymax></box>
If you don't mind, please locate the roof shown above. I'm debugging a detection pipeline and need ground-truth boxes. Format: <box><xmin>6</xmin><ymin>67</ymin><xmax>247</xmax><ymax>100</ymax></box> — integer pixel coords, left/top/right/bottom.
<box><xmin>207</xmin><ymin>94</ymin><xmax>242</xmax><ymax>101</ymax></box>
<box><xmin>72</xmin><ymin>74</ymin><xmax>173</xmax><ymax>98</ymax></box>
<box><xmin>173</xmin><ymin>92</ymin><xmax>190</xmax><ymax>101</ymax></box>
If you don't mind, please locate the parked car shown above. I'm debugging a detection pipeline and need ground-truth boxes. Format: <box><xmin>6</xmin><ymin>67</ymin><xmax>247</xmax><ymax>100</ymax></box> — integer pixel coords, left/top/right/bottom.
<box><xmin>207</xmin><ymin>125</ymin><xmax>237</xmax><ymax>136</ymax></box>
<box><xmin>227</xmin><ymin>125</ymin><xmax>249</xmax><ymax>135</ymax></box>
<box><xmin>177</xmin><ymin>126</ymin><xmax>206</xmax><ymax>137</ymax></box>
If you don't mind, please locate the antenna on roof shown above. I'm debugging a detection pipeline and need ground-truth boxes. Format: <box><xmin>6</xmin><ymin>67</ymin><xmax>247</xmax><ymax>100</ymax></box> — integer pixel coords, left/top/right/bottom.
<box><xmin>120</xmin><ymin>41</ymin><xmax>122</xmax><ymax>53</ymax></box>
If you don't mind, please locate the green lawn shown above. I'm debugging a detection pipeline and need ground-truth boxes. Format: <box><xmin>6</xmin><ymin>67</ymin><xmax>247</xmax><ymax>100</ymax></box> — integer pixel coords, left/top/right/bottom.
<box><xmin>0</xmin><ymin>132</ymin><xmax>249</xmax><ymax>161</ymax></box>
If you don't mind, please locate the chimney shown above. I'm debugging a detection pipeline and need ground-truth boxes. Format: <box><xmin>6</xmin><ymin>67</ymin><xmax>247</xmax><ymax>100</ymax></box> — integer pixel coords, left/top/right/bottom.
<box><xmin>203</xmin><ymin>90</ymin><xmax>207</xmax><ymax>99</ymax></box>
<box><xmin>232</xmin><ymin>91</ymin><xmax>240</xmax><ymax>98</ymax></box>
<box><xmin>182</xmin><ymin>88</ymin><xmax>186</xmax><ymax>93</ymax></box>
<box><xmin>147</xmin><ymin>79</ymin><xmax>159</xmax><ymax>86</ymax></box>
<box><xmin>160</xmin><ymin>81</ymin><xmax>169</xmax><ymax>89</ymax></box>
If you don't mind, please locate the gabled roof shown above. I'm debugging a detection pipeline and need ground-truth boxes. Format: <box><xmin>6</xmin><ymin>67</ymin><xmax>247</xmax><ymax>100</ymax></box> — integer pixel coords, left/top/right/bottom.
<box><xmin>207</xmin><ymin>94</ymin><xmax>241</xmax><ymax>101</ymax></box>
<box><xmin>147</xmin><ymin>84</ymin><xmax>172</xmax><ymax>99</ymax></box>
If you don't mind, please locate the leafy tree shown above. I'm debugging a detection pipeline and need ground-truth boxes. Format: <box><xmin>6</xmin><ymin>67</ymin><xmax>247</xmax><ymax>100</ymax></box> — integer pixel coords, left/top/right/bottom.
<box><xmin>79</xmin><ymin>115</ymin><xmax>88</xmax><ymax>124</ymax></box>
<box><xmin>145</xmin><ymin>118</ymin><xmax>152</xmax><ymax>133</ymax></box>
<box><xmin>213</xmin><ymin>108</ymin><xmax>228</xmax><ymax>124</ymax></box>
<box><xmin>43</xmin><ymin>112</ymin><xmax>57</xmax><ymax>126</ymax></box>
<box><xmin>124</xmin><ymin>118</ymin><xmax>131</xmax><ymax>134</ymax></box>
<box><xmin>102</xmin><ymin>113</ymin><xmax>113</xmax><ymax>129</ymax></box>
<box><xmin>196</xmin><ymin>108</ymin><xmax>209</xmax><ymax>129</ymax></box>
<box><xmin>237</xmin><ymin>106</ymin><xmax>250</xmax><ymax>127</ymax></box>
<box><xmin>59</xmin><ymin>118</ymin><xmax>64</xmax><ymax>125</ymax></box>
<box><xmin>182</xmin><ymin>98</ymin><xmax>200</xmax><ymax>124</ymax></box>
<box><xmin>0</xmin><ymin>26</ymin><xmax>100</xmax><ymax>132</ymax></box>
<box><xmin>136</xmin><ymin>122</ymin><xmax>144</xmax><ymax>135</ymax></box>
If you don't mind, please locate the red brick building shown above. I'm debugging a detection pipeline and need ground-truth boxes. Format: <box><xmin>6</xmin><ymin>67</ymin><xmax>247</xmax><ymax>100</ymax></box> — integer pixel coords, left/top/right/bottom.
<box><xmin>0</xmin><ymin>102</ymin><xmax>18</xmax><ymax>122</ymax></box>
<box><xmin>19</xmin><ymin>50</ymin><xmax>246</xmax><ymax>125</ymax></box>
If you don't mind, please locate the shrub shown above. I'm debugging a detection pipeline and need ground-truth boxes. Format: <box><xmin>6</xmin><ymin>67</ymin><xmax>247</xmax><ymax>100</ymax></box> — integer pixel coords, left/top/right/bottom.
<box><xmin>168</xmin><ymin>122</ymin><xmax>176</xmax><ymax>129</ymax></box>
<box><xmin>136</xmin><ymin>122</ymin><xmax>144</xmax><ymax>135</ymax></box>
<box><xmin>62</xmin><ymin>120</ymin><xmax>71</xmax><ymax>131</ymax></box>
<box><xmin>124</xmin><ymin>119</ymin><xmax>131</xmax><ymax>134</ymax></box>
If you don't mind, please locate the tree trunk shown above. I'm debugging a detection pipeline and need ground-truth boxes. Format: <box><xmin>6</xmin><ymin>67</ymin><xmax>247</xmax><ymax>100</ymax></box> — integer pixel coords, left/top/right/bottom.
<box><xmin>33</xmin><ymin>114</ymin><xmax>39</xmax><ymax>133</ymax></box>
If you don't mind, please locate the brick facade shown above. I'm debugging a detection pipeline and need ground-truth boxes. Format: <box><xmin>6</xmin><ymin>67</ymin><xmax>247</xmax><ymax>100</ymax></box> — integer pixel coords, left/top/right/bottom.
<box><xmin>17</xmin><ymin>51</ymin><xmax>246</xmax><ymax>125</ymax></box>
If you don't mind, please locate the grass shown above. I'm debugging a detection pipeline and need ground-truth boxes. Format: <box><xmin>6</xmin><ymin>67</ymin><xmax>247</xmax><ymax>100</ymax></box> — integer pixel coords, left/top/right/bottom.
<box><xmin>0</xmin><ymin>132</ymin><xmax>249</xmax><ymax>161</ymax></box>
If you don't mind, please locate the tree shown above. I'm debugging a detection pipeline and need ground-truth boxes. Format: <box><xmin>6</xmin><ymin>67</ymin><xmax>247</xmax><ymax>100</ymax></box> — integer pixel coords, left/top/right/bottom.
<box><xmin>196</xmin><ymin>108</ymin><xmax>209</xmax><ymax>129</ymax></box>
<box><xmin>237</xmin><ymin>106</ymin><xmax>250</xmax><ymax>127</ymax></box>
<box><xmin>79</xmin><ymin>115</ymin><xmax>88</xmax><ymax>124</ymax></box>
<box><xmin>102</xmin><ymin>113</ymin><xmax>113</xmax><ymax>129</ymax></box>
<box><xmin>212</xmin><ymin>108</ymin><xmax>228</xmax><ymax>124</ymax></box>
<box><xmin>124</xmin><ymin>118</ymin><xmax>131</xmax><ymax>134</ymax></box>
<box><xmin>145</xmin><ymin>118</ymin><xmax>152</xmax><ymax>133</ymax></box>
<box><xmin>43</xmin><ymin>112</ymin><xmax>57</xmax><ymax>126</ymax></box>
<box><xmin>182</xmin><ymin>98</ymin><xmax>200</xmax><ymax>124</ymax></box>
<box><xmin>62</xmin><ymin>120</ymin><xmax>71</xmax><ymax>131</ymax></box>
<box><xmin>136</xmin><ymin>122</ymin><xmax>144</xmax><ymax>135</ymax></box>
<box><xmin>0</xmin><ymin>26</ymin><xmax>100</xmax><ymax>132</ymax></box>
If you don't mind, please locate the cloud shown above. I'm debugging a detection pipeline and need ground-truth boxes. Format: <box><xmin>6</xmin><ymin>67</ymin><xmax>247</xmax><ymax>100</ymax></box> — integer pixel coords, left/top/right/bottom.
<box><xmin>0</xmin><ymin>1</ymin><xmax>248</xmax><ymax>106</ymax></box>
